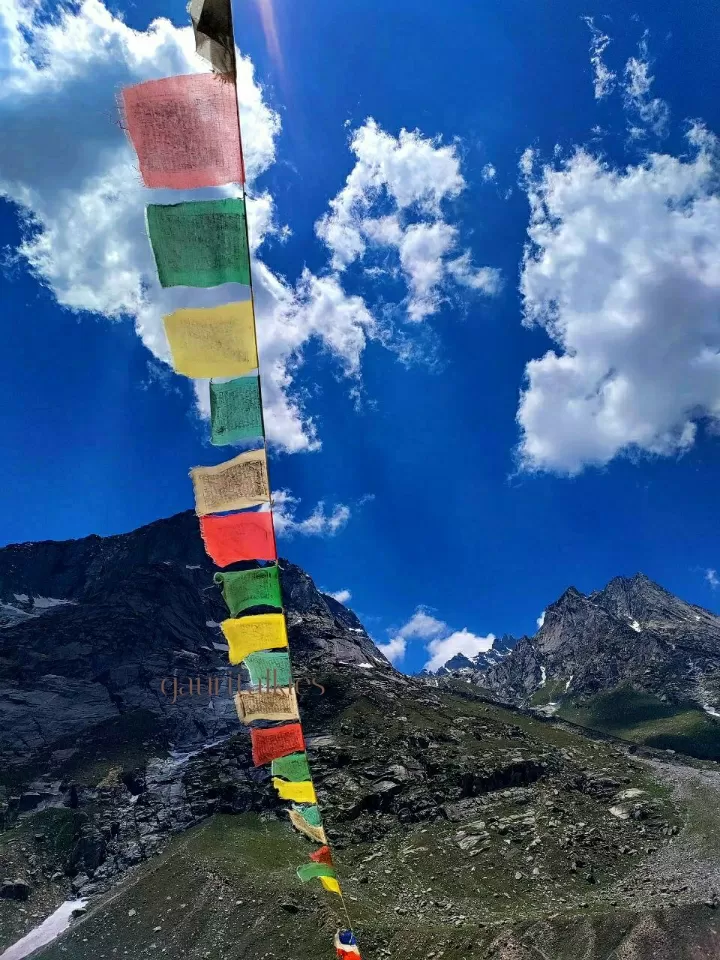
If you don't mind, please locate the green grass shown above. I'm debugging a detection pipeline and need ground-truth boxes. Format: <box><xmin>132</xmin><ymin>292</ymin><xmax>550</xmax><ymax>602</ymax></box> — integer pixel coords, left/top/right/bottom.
<box><xmin>559</xmin><ymin>685</ymin><xmax>720</xmax><ymax>760</ymax></box>
<box><xmin>530</xmin><ymin>678</ymin><xmax>568</xmax><ymax>706</ymax></box>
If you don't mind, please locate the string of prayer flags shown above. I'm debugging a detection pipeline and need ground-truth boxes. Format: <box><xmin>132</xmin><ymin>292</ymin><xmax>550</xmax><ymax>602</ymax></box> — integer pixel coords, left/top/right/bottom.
<box><xmin>163</xmin><ymin>302</ymin><xmax>257</xmax><ymax>379</ymax></box>
<box><xmin>335</xmin><ymin>931</ymin><xmax>361</xmax><ymax>959</ymax></box>
<box><xmin>271</xmin><ymin>751</ymin><xmax>311</xmax><ymax>782</ymax></box>
<box><xmin>251</xmin><ymin>723</ymin><xmax>305</xmax><ymax>767</ymax></box>
<box><xmin>244</xmin><ymin>650</ymin><xmax>292</xmax><ymax>688</ymax></box>
<box><xmin>214</xmin><ymin>565</ymin><xmax>282</xmax><ymax>617</ymax></box>
<box><xmin>221</xmin><ymin>612</ymin><xmax>287</xmax><ymax>664</ymax></box>
<box><xmin>273</xmin><ymin>777</ymin><xmax>316</xmax><ymax>804</ymax></box>
<box><xmin>296</xmin><ymin>862</ymin><xmax>337</xmax><ymax>884</ymax></box>
<box><xmin>121</xmin><ymin>74</ymin><xmax>243</xmax><ymax>190</ymax></box>
<box><xmin>147</xmin><ymin>198</ymin><xmax>250</xmax><ymax>288</ymax></box>
<box><xmin>210</xmin><ymin>375</ymin><xmax>263</xmax><ymax>445</ymax></box>
<box><xmin>199</xmin><ymin>510</ymin><xmax>276</xmax><ymax>567</ymax></box>
<box><xmin>235</xmin><ymin>686</ymin><xmax>299</xmax><ymax>724</ymax></box>
<box><xmin>191</xmin><ymin>449</ymin><xmax>270</xmax><ymax>516</ymax></box>
<box><xmin>289</xmin><ymin>807</ymin><xmax>327</xmax><ymax>844</ymax></box>
<box><xmin>188</xmin><ymin>0</ymin><xmax>235</xmax><ymax>77</ymax></box>
<box><xmin>310</xmin><ymin>845</ymin><xmax>333</xmax><ymax>866</ymax></box>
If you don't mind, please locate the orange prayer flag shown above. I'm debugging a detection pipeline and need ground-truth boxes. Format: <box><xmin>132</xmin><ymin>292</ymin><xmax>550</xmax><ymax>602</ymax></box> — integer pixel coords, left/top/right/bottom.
<box><xmin>251</xmin><ymin>723</ymin><xmax>305</xmax><ymax>767</ymax></box>
<box><xmin>199</xmin><ymin>511</ymin><xmax>276</xmax><ymax>567</ymax></box>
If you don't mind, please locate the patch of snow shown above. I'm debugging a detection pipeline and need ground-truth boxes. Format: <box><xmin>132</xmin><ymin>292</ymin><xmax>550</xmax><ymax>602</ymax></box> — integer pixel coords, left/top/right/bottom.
<box><xmin>205</xmin><ymin>620</ymin><xmax>220</xmax><ymax>628</ymax></box>
<box><xmin>695</xmin><ymin>615</ymin><xmax>701</xmax><ymax>621</ymax></box>
<box><xmin>212</xmin><ymin>642</ymin><xmax>229</xmax><ymax>652</ymax></box>
<box><xmin>533</xmin><ymin>702</ymin><xmax>559</xmax><ymax>717</ymax></box>
<box><xmin>565</xmin><ymin>675</ymin><xmax>573</xmax><ymax>691</ymax></box>
<box><xmin>356</xmin><ymin>662</ymin><xmax>373</xmax><ymax>669</ymax></box>
<box><xmin>186</xmin><ymin>564</ymin><xmax>201</xmax><ymax>570</ymax></box>
<box><xmin>349</xmin><ymin>628</ymin><xmax>364</xmax><ymax>633</ymax></box>
<box><xmin>703</xmin><ymin>704</ymin><xmax>720</xmax><ymax>719</ymax></box>
<box><xmin>629</xmin><ymin>619</ymin><xmax>642</xmax><ymax>632</ymax></box>
<box><xmin>0</xmin><ymin>899</ymin><xmax>87</xmax><ymax>960</ymax></box>
<box><xmin>540</xmin><ymin>665</ymin><xmax>547</xmax><ymax>685</ymax></box>
<box><xmin>13</xmin><ymin>594</ymin><xmax>29</xmax><ymax>603</ymax></box>
<box><xmin>32</xmin><ymin>597</ymin><xmax>73</xmax><ymax>609</ymax></box>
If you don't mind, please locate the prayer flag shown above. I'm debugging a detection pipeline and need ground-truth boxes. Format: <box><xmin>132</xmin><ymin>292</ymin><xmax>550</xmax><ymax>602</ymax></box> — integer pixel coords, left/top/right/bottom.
<box><xmin>310</xmin><ymin>845</ymin><xmax>333</xmax><ymax>866</ymax></box>
<box><xmin>273</xmin><ymin>777</ymin><xmax>316</xmax><ymax>804</ymax></box>
<box><xmin>251</xmin><ymin>723</ymin><xmax>304</xmax><ymax>766</ymax></box>
<box><xmin>244</xmin><ymin>650</ymin><xmax>292</xmax><ymax>688</ymax></box>
<box><xmin>214</xmin><ymin>565</ymin><xmax>282</xmax><ymax>617</ymax></box>
<box><xmin>191</xmin><ymin>448</ymin><xmax>269</xmax><ymax>516</ymax></box>
<box><xmin>334</xmin><ymin>931</ymin><xmax>360</xmax><ymax>957</ymax></box>
<box><xmin>320</xmin><ymin>876</ymin><xmax>341</xmax><ymax>895</ymax></box>
<box><xmin>210</xmin><ymin>375</ymin><xmax>263</xmax><ymax>445</ymax></box>
<box><xmin>234</xmin><ymin>686</ymin><xmax>299</xmax><ymax>724</ymax></box>
<box><xmin>271</xmin><ymin>751</ymin><xmax>310</xmax><ymax>782</ymax></box>
<box><xmin>289</xmin><ymin>808</ymin><xmax>327</xmax><ymax>844</ymax></box>
<box><xmin>199</xmin><ymin>511</ymin><xmax>276</xmax><ymax>567</ymax></box>
<box><xmin>296</xmin><ymin>862</ymin><xmax>336</xmax><ymax>883</ymax></box>
<box><xmin>122</xmin><ymin>74</ymin><xmax>243</xmax><ymax>189</ymax></box>
<box><xmin>188</xmin><ymin>0</ymin><xmax>235</xmax><ymax>76</ymax></box>
<box><xmin>163</xmin><ymin>302</ymin><xmax>257</xmax><ymax>379</ymax></box>
<box><xmin>147</xmin><ymin>198</ymin><xmax>250</xmax><ymax>288</ymax></box>
<box><xmin>221</xmin><ymin>612</ymin><xmax>287</xmax><ymax>664</ymax></box>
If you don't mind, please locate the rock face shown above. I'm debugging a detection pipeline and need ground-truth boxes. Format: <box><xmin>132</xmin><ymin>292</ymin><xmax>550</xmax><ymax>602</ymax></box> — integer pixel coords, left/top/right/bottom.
<box><xmin>480</xmin><ymin>574</ymin><xmax>720</xmax><ymax>709</ymax></box>
<box><xmin>0</xmin><ymin>511</ymin><xmax>388</xmax><ymax>766</ymax></box>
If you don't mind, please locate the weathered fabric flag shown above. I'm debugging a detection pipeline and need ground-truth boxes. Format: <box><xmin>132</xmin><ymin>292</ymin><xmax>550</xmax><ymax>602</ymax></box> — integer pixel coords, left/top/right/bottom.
<box><xmin>334</xmin><ymin>931</ymin><xmax>360</xmax><ymax>958</ymax></box>
<box><xmin>251</xmin><ymin>723</ymin><xmax>305</xmax><ymax>766</ymax></box>
<box><xmin>147</xmin><ymin>198</ymin><xmax>250</xmax><ymax>288</ymax></box>
<box><xmin>214</xmin><ymin>565</ymin><xmax>282</xmax><ymax>616</ymax></box>
<box><xmin>320</xmin><ymin>876</ymin><xmax>341</xmax><ymax>895</ymax></box>
<box><xmin>244</xmin><ymin>650</ymin><xmax>292</xmax><ymax>688</ymax></box>
<box><xmin>310</xmin><ymin>845</ymin><xmax>333</xmax><ymax>866</ymax></box>
<box><xmin>273</xmin><ymin>778</ymin><xmax>317</xmax><ymax>804</ymax></box>
<box><xmin>122</xmin><ymin>74</ymin><xmax>243</xmax><ymax>189</ymax></box>
<box><xmin>188</xmin><ymin>0</ymin><xmax>235</xmax><ymax>76</ymax></box>
<box><xmin>191</xmin><ymin>448</ymin><xmax>270</xmax><ymax>515</ymax></box>
<box><xmin>289</xmin><ymin>807</ymin><xmax>327</xmax><ymax>844</ymax></box>
<box><xmin>199</xmin><ymin>510</ymin><xmax>276</xmax><ymax>567</ymax></box>
<box><xmin>271</xmin><ymin>751</ymin><xmax>311</xmax><ymax>782</ymax></box>
<box><xmin>296</xmin><ymin>862</ymin><xmax>336</xmax><ymax>884</ymax></box>
<box><xmin>163</xmin><ymin>302</ymin><xmax>257</xmax><ymax>378</ymax></box>
<box><xmin>210</xmin><ymin>375</ymin><xmax>263</xmax><ymax>444</ymax></box>
<box><xmin>235</xmin><ymin>686</ymin><xmax>299</xmax><ymax>723</ymax></box>
<box><xmin>221</xmin><ymin>612</ymin><xmax>288</xmax><ymax>664</ymax></box>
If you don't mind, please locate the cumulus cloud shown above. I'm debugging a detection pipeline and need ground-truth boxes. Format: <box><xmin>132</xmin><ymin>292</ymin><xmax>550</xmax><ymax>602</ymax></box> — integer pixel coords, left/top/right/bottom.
<box><xmin>517</xmin><ymin>124</ymin><xmax>720</xmax><ymax>475</ymax></box>
<box><xmin>0</xmin><ymin>2</ymin><xmax>492</xmax><ymax>454</ymax></box>
<box><xmin>271</xmin><ymin>489</ymin><xmax>350</xmax><ymax>538</ymax></box>
<box><xmin>623</xmin><ymin>33</ymin><xmax>669</xmax><ymax>138</ymax></box>
<box><xmin>482</xmin><ymin>163</ymin><xmax>497</xmax><ymax>181</ymax></box>
<box><xmin>376</xmin><ymin>607</ymin><xmax>446</xmax><ymax>664</ymax></box>
<box><xmin>315</xmin><ymin>119</ymin><xmax>501</xmax><ymax>320</ymax></box>
<box><xmin>327</xmin><ymin>589</ymin><xmax>352</xmax><ymax>604</ymax></box>
<box><xmin>706</xmin><ymin>569</ymin><xmax>719</xmax><ymax>590</ymax></box>
<box><xmin>376</xmin><ymin>636</ymin><xmax>408</xmax><ymax>665</ymax></box>
<box><xmin>424</xmin><ymin>628</ymin><xmax>496</xmax><ymax>673</ymax></box>
<box><xmin>582</xmin><ymin>16</ymin><xmax>616</xmax><ymax>100</ymax></box>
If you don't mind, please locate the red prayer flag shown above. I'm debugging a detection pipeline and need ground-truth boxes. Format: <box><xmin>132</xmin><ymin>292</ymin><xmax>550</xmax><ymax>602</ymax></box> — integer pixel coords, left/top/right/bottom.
<box><xmin>310</xmin><ymin>845</ymin><xmax>333</xmax><ymax>866</ymax></box>
<box><xmin>199</xmin><ymin>511</ymin><xmax>276</xmax><ymax>567</ymax></box>
<box><xmin>251</xmin><ymin>723</ymin><xmax>305</xmax><ymax>767</ymax></box>
<box><xmin>122</xmin><ymin>74</ymin><xmax>244</xmax><ymax>189</ymax></box>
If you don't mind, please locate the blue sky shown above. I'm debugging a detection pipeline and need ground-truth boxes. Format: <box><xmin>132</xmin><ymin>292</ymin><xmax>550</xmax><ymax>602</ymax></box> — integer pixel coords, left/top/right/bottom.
<box><xmin>1</xmin><ymin>0</ymin><xmax>720</xmax><ymax>672</ymax></box>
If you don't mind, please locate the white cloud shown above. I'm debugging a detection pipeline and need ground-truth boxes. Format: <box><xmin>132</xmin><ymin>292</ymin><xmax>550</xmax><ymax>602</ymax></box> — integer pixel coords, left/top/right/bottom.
<box><xmin>517</xmin><ymin>124</ymin><xmax>720</xmax><ymax>475</ymax></box>
<box><xmin>376</xmin><ymin>607</ymin><xmax>446</xmax><ymax>665</ymax></box>
<box><xmin>327</xmin><ymin>589</ymin><xmax>351</xmax><ymax>604</ymax></box>
<box><xmin>315</xmin><ymin>119</ymin><xmax>501</xmax><ymax>319</ymax></box>
<box><xmin>582</xmin><ymin>16</ymin><xmax>616</xmax><ymax>100</ymax></box>
<box><xmin>706</xmin><ymin>569</ymin><xmax>719</xmax><ymax>590</ymax></box>
<box><xmin>376</xmin><ymin>636</ymin><xmax>407</xmax><ymax>665</ymax></box>
<box><xmin>271</xmin><ymin>489</ymin><xmax>350</xmax><ymax>538</ymax></box>
<box><xmin>424</xmin><ymin>629</ymin><xmax>496</xmax><ymax>673</ymax></box>
<box><xmin>482</xmin><ymin>163</ymin><xmax>497</xmax><ymax>182</ymax></box>
<box><xmin>536</xmin><ymin>610</ymin><xmax>546</xmax><ymax>629</ymax></box>
<box><xmin>623</xmin><ymin>34</ymin><xmax>669</xmax><ymax>138</ymax></box>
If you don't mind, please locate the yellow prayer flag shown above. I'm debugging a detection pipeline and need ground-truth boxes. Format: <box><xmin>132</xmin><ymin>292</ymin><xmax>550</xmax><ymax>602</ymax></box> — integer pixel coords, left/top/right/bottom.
<box><xmin>272</xmin><ymin>777</ymin><xmax>316</xmax><ymax>804</ymax></box>
<box><xmin>190</xmin><ymin>448</ymin><xmax>270</xmax><ymax>516</ymax></box>
<box><xmin>221</xmin><ymin>613</ymin><xmax>288</xmax><ymax>665</ymax></box>
<box><xmin>163</xmin><ymin>301</ymin><xmax>257</xmax><ymax>378</ymax></box>
<box><xmin>320</xmin><ymin>876</ymin><xmax>341</xmax><ymax>895</ymax></box>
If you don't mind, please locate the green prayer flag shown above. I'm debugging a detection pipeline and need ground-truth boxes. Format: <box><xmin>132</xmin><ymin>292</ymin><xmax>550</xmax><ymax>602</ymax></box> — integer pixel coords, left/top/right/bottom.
<box><xmin>292</xmin><ymin>804</ymin><xmax>322</xmax><ymax>827</ymax></box>
<box><xmin>271</xmin><ymin>752</ymin><xmax>311</xmax><ymax>782</ymax></box>
<box><xmin>210</xmin><ymin>375</ymin><xmax>263</xmax><ymax>445</ymax></box>
<box><xmin>244</xmin><ymin>650</ymin><xmax>292</xmax><ymax>688</ymax></box>
<box><xmin>214</xmin><ymin>565</ymin><xmax>282</xmax><ymax>616</ymax></box>
<box><xmin>296</xmin><ymin>862</ymin><xmax>336</xmax><ymax>883</ymax></box>
<box><xmin>146</xmin><ymin>198</ymin><xmax>250</xmax><ymax>288</ymax></box>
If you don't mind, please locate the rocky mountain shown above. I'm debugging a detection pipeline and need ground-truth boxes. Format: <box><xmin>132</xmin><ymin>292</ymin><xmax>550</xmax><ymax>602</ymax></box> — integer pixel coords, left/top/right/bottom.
<box><xmin>425</xmin><ymin>634</ymin><xmax>517</xmax><ymax>677</ymax></box>
<box><xmin>2</xmin><ymin>521</ymin><xmax>720</xmax><ymax>960</ymax></box>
